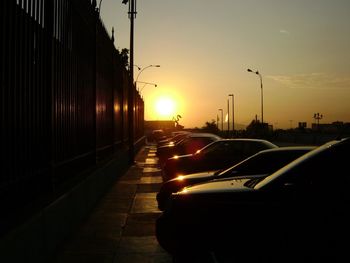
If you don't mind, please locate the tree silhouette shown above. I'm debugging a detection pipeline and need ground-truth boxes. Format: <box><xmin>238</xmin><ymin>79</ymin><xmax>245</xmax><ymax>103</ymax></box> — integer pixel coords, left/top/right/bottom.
<box><xmin>201</xmin><ymin>120</ymin><xmax>219</xmax><ymax>134</ymax></box>
<box><xmin>119</xmin><ymin>48</ymin><xmax>129</xmax><ymax>68</ymax></box>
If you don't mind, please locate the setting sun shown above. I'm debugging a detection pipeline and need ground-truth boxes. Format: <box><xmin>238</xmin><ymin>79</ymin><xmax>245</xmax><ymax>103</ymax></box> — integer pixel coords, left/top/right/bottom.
<box><xmin>155</xmin><ymin>97</ymin><xmax>176</xmax><ymax>118</ymax></box>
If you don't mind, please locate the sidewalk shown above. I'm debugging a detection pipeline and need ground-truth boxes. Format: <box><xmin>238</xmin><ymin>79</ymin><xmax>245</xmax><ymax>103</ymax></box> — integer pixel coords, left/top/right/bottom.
<box><xmin>50</xmin><ymin>144</ymin><xmax>172</xmax><ymax>263</ymax></box>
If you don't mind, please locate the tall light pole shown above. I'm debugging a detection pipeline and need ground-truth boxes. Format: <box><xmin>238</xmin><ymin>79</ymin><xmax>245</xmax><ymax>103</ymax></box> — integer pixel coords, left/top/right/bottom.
<box><xmin>218</xmin><ymin>109</ymin><xmax>223</xmax><ymax>131</ymax></box>
<box><xmin>216</xmin><ymin>114</ymin><xmax>219</xmax><ymax>130</ymax></box>
<box><xmin>136</xmin><ymin>64</ymin><xmax>160</xmax><ymax>83</ymax></box>
<box><xmin>247</xmin><ymin>68</ymin><xmax>263</xmax><ymax>124</ymax></box>
<box><xmin>313</xmin><ymin>113</ymin><xmax>323</xmax><ymax>130</ymax></box>
<box><xmin>228</xmin><ymin>94</ymin><xmax>234</xmax><ymax>132</ymax></box>
<box><xmin>98</xmin><ymin>0</ymin><xmax>103</xmax><ymax>16</ymax></box>
<box><xmin>136</xmin><ymin>81</ymin><xmax>157</xmax><ymax>94</ymax></box>
<box><xmin>122</xmin><ymin>0</ymin><xmax>137</xmax><ymax>163</ymax></box>
<box><xmin>227</xmin><ymin>99</ymin><xmax>230</xmax><ymax>133</ymax></box>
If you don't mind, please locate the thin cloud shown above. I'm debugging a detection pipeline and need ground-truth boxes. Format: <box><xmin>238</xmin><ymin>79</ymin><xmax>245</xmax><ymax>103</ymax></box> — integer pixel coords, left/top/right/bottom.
<box><xmin>267</xmin><ymin>73</ymin><xmax>350</xmax><ymax>90</ymax></box>
<box><xmin>279</xmin><ymin>29</ymin><xmax>290</xmax><ymax>35</ymax></box>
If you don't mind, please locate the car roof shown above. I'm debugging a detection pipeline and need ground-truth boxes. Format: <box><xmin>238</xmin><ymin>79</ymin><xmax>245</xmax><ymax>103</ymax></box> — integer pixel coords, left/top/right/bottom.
<box><xmin>186</xmin><ymin>133</ymin><xmax>222</xmax><ymax>139</ymax></box>
<box><xmin>214</xmin><ymin>138</ymin><xmax>278</xmax><ymax>143</ymax></box>
<box><xmin>187</xmin><ymin>132</ymin><xmax>219</xmax><ymax>137</ymax></box>
<box><xmin>152</xmin><ymin>129</ymin><xmax>164</xmax><ymax>133</ymax></box>
<box><xmin>258</xmin><ymin>145</ymin><xmax>316</xmax><ymax>153</ymax></box>
<box><xmin>218</xmin><ymin>138</ymin><xmax>273</xmax><ymax>142</ymax></box>
<box><xmin>208</xmin><ymin>138</ymin><xmax>279</xmax><ymax>147</ymax></box>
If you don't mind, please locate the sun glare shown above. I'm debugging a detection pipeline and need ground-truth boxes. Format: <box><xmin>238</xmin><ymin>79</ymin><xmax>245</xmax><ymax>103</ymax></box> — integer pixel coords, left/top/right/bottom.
<box><xmin>155</xmin><ymin>97</ymin><xmax>175</xmax><ymax>118</ymax></box>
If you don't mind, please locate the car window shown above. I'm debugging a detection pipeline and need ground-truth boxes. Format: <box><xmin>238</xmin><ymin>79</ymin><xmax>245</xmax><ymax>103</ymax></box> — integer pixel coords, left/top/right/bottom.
<box><xmin>261</xmin><ymin>142</ymin><xmax>348</xmax><ymax>193</ymax></box>
<box><xmin>243</xmin><ymin>141</ymin><xmax>276</xmax><ymax>155</ymax></box>
<box><xmin>197</xmin><ymin>141</ymin><xmax>221</xmax><ymax>155</ymax></box>
<box><xmin>199</xmin><ymin>141</ymin><xmax>243</xmax><ymax>156</ymax></box>
<box><xmin>223</xmin><ymin>150</ymin><xmax>309</xmax><ymax>177</ymax></box>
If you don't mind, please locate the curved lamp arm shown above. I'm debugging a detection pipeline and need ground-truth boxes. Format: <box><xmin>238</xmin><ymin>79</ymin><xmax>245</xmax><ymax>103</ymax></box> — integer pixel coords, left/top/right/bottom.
<box><xmin>135</xmin><ymin>64</ymin><xmax>160</xmax><ymax>83</ymax></box>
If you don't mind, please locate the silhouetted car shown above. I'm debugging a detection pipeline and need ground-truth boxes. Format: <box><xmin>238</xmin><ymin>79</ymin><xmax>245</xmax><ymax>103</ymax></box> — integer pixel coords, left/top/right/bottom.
<box><xmin>156</xmin><ymin>133</ymin><xmax>222</xmax><ymax>166</ymax></box>
<box><xmin>162</xmin><ymin>138</ymin><xmax>278</xmax><ymax>182</ymax></box>
<box><xmin>147</xmin><ymin>129</ymin><xmax>167</xmax><ymax>143</ymax></box>
<box><xmin>156</xmin><ymin>138</ymin><xmax>350</xmax><ymax>261</ymax></box>
<box><xmin>156</xmin><ymin>146</ymin><xmax>315</xmax><ymax>210</ymax></box>
<box><xmin>157</xmin><ymin>131</ymin><xmax>191</xmax><ymax>148</ymax></box>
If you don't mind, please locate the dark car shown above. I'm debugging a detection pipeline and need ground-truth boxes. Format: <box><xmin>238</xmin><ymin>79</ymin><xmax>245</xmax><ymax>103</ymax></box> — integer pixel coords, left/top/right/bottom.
<box><xmin>157</xmin><ymin>131</ymin><xmax>191</xmax><ymax>148</ymax></box>
<box><xmin>147</xmin><ymin>129</ymin><xmax>167</xmax><ymax>144</ymax></box>
<box><xmin>156</xmin><ymin>138</ymin><xmax>350</xmax><ymax>261</ymax></box>
<box><xmin>162</xmin><ymin>138</ymin><xmax>278</xmax><ymax>182</ymax></box>
<box><xmin>156</xmin><ymin>146</ymin><xmax>315</xmax><ymax>210</ymax></box>
<box><xmin>156</xmin><ymin>132</ymin><xmax>222</xmax><ymax>166</ymax></box>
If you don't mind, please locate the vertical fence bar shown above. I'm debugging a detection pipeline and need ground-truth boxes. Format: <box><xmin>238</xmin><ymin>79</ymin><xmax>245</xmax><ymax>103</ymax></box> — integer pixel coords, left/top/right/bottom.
<box><xmin>1</xmin><ymin>0</ymin><xmax>144</xmax><ymax>235</ymax></box>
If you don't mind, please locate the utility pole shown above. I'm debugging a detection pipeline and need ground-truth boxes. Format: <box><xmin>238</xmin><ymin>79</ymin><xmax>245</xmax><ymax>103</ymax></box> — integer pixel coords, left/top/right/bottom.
<box><xmin>229</xmin><ymin>94</ymin><xmax>234</xmax><ymax>132</ymax></box>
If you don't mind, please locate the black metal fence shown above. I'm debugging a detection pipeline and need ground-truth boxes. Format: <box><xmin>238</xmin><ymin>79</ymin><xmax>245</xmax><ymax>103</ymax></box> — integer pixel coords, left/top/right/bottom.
<box><xmin>0</xmin><ymin>0</ymin><xmax>143</xmax><ymax>230</ymax></box>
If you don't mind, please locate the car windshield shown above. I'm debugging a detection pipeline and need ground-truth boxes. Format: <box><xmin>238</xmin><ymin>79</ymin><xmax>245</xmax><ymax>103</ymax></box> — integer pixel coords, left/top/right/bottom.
<box><xmin>195</xmin><ymin>140</ymin><xmax>225</xmax><ymax>155</ymax></box>
<box><xmin>197</xmin><ymin>139</ymin><xmax>277</xmax><ymax>157</ymax></box>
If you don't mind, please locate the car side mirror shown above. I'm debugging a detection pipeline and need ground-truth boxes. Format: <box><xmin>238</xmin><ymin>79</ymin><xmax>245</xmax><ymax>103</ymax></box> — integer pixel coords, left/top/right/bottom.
<box><xmin>283</xmin><ymin>182</ymin><xmax>297</xmax><ymax>192</ymax></box>
<box><xmin>229</xmin><ymin>170</ymin><xmax>238</xmax><ymax>176</ymax></box>
<box><xmin>283</xmin><ymin>182</ymin><xmax>295</xmax><ymax>188</ymax></box>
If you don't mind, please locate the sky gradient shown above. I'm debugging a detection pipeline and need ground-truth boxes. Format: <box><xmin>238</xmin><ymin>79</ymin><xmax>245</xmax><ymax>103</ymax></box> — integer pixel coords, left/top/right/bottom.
<box><xmin>100</xmin><ymin>0</ymin><xmax>350</xmax><ymax>129</ymax></box>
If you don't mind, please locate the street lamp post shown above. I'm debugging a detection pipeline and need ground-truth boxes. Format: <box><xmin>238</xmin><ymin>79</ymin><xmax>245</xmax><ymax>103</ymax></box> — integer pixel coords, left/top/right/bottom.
<box><xmin>228</xmin><ymin>94</ymin><xmax>234</xmax><ymax>132</ymax></box>
<box><xmin>216</xmin><ymin>114</ymin><xmax>219</xmax><ymax>130</ymax></box>
<box><xmin>218</xmin><ymin>109</ymin><xmax>223</xmax><ymax>131</ymax></box>
<box><xmin>122</xmin><ymin>0</ymin><xmax>137</xmax><ymax>163</ymax></box>
<box><xmin>227</xmin><ymin>99</ymin><xmax>230</xmax><ymax>133</ymax></box>
<box><xmin>136</xmin><ymin>81</ymin><xmax>157</xmax><ymax>94</ymax></box>
<box><xmin>247</xmin><ymin>68</ymin><xmax>263</xmax><ymax>124</ymax></box>
<box><xmin>135</xmin><ymin>64</ymin><xmax>160</xmax><ymax>83</ymax></box>
<box><xmin>98</xmin><ymin>0</ymin><xmax>103</xmax><ymax>16</ymax></box>
<box><xmin>313</xmin><ymin>113</ymin><xmax>323</xmax><ymax>130</ymax></box>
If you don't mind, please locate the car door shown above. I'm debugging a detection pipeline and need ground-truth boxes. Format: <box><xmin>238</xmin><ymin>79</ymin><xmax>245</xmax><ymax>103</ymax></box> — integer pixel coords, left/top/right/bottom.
<box><xmin>271</xmin><ymin>143</ymin><xmax>349</xmax><ymax>258</ymax></box>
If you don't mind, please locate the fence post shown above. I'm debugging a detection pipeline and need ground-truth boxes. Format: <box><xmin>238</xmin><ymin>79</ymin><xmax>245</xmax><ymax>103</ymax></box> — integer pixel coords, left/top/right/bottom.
<box><xmin>44</xmin><ymin>0</ymin><xmax>55</xmax><ymax>193</ymax></box>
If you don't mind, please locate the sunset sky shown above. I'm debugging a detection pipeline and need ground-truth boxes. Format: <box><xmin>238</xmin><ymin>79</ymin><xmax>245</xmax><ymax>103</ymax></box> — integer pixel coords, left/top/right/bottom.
<box><xmin>100</xmin><ymin>0</ymin><xmax>350</xmax><ymax>129</ymax></box>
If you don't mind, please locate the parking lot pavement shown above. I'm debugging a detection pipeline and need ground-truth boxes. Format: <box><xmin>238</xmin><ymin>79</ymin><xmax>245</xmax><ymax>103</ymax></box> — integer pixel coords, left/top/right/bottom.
<box><xmin>51</xmin><ymin>144</ymin><xmax>173</xmax><ymax>263</ymax></box>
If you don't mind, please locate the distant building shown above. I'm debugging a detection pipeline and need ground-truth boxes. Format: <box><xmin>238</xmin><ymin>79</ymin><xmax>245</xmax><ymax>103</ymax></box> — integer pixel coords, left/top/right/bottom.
<box><xmin>298</xmin><ymin>122</ymin><xmax>307</xmax><ymax>129</ymax></box>
<box><xmin>144</xmin><ymin>120</ymin><xmax>176</xmax><ymax>136</ymax></box>
<box><xmin>311</xmin><ymin>121</ymin><xmax>350</xmax><ymax>132</ymax></box>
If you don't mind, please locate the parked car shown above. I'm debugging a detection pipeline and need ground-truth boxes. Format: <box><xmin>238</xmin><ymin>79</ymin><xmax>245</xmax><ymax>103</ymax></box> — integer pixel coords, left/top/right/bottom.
<box><xmin>157</xmin><ymin>131</ymin><xmax>191</xmax><ymax>148</ymax></box>
<box><xmin>156</xmin><ymin>137</ymin><xmax>350</xmax><ymax>261</ymax></box>
<box><xmin>162</xmin><ymin>138</ymin><xmax>278</xmax><ymax>182</ymax></box>
<box><xmin>156</xmin><ymin>132</ymin><xmax>222</xmax><ymax>166</ymax></box>
<box><xmin>147</xmin><ymin>129</ymin><xmax>167</xmax><ymax>143</ymax></box>
<box><xmin>156</xmin><ymin>146</ymin><xmax>315</xmax><ymax>211</ymax></box>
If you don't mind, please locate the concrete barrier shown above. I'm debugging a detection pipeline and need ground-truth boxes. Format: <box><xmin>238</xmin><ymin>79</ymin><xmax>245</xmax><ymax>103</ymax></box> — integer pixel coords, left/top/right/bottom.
<box><xmin>0</xmin><ymin>145</ymin><xmax>135</xmax><ymax>263</ymax></box>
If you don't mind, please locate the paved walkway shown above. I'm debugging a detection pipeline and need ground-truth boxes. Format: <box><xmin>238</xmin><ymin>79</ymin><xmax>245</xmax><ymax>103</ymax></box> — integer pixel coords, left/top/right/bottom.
<box><xmin>50</xmin><ymin>144</ymin><xmax>173</xmax><ymax>263</ymax></box>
